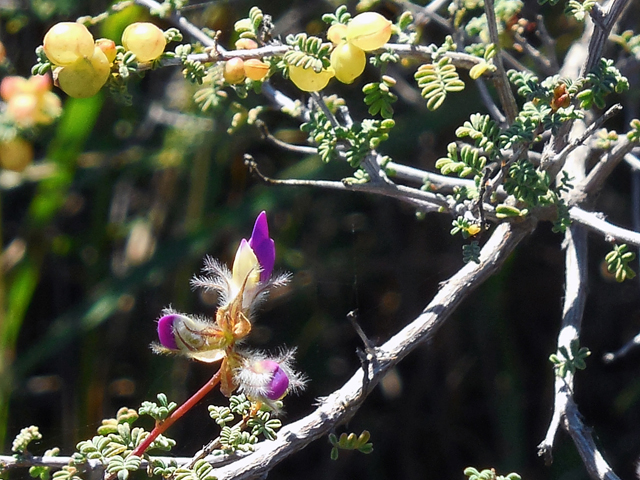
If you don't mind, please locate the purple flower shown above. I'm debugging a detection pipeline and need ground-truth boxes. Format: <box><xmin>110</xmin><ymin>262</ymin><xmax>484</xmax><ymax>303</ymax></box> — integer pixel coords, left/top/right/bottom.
<box><xmin>153</xmin><ymin>310</ymin><xmax>227</xmax><ymax>363</ymax></box>
<box><xmin>157</xmin><ymin>314</ymin><xmax>178</xmax><ymax>350</ymax></box>
<box><xmin>248</xmin><ymin>211</ymin><xmax>275</xmax><ymax>282</ymax></box>
<box><xmin>261</xmin><ymin>360</ymin><xmax>290</xmax><ymax>400</ymax></box>
<box><xmin>234</xmin><ymin>349</ymin><xmax>306</xmax><ymax>409</ymax></box>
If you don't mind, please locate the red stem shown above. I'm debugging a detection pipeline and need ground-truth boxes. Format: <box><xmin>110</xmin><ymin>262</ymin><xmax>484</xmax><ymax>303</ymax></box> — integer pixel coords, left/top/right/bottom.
<box><xmin>130</xmin><ymin>369</ymin><xmax>222</xmax><ymax>458</ymax></box>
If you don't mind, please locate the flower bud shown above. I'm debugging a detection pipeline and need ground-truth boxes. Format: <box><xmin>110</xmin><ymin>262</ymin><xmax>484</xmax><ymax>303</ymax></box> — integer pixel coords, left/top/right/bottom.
<box><xmin>256</xmin><ymin>359</ymin><xmax>290</xmax><ymax>400</ymax></box>
<box><xmin>231</xmin><ymin>239</ymin><xmax>261</xmax><ymax>295</ymax></box>
<box><xmin>157</xmin><ymin>313</ymin><xmax>179</xmax><ymax>350</ymax></box>
<box><xmin>248</xmin><ymin>211</ymin><xmax>275</xmax><ymax>282</ymax></box>
<box><xmin>154</xmin><ymin>312</ymin><xmax>227</xmax><ymax>363</ymax></box>
<box><xmin>235</xmin><ymin>350</ymin><xmax>306</xmax><ymax>408</ymax></box>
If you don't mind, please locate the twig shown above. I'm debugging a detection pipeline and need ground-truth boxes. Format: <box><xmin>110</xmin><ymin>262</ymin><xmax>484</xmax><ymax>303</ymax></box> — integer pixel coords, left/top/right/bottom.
<box><xmin>569</xmin><ymin>206</ymin><xmax>640</xmax><ymax>247</ymax></box>
<box><xmin>603</xmin><ymin>330</ymin><xmax>640</xmax><ymax>363</ymax></box>
<box><xmin>579</xmin><ymin>138</ymin><xmax>637</xmax><ymax>197</ymax></box>
<box><xmin>475</xmin><ymin>78</ymin><xmax>507</xmax><ymax>125</ymax></box>
<box><xmin>261</xmin><ymin>82</ymin><xmax>307</xmax><ymax>121</ymax></box>
<box><xmin>545</xmin><ymin>104</ymin><xmax>623</xmax><ymax>170</ymax></box>
<box><xmin>483</xmin><ymin>0</ymin><xmax>519</xmax><ymax>124</ymax></box>
<box><xmin>188</xmin><ymin>416</ymin><xmax>251</xmax><ymax>468</ymax></box>
<box><xmin>624</xmin><ymin>153</ymin><xmax>640</xmax><ymax>171</ymax></box>
<box><xmin>346</xmin><ymin>310</ymin><xmax>376</xmax><ymax>355</ymax></box>
<box><xmin>244</xmin><ymin>156</ymin><xmax>450</xmax><ymax>213</ymax></box>
<box><xmin>385</xmin><ymin>162</ymin><xmax>475</xmax><ymax>191</ymax></box>
<box><xmin>346</xmin><ymin>310</ymin><xmax>377</xmax><ymax>397</ymax></box>
<box><xmin>582</xmin><ymin>0</ymin><xmax>632</xmax><ymax>75</ymax></box>
<box><xmin>535</xmin><ymin>15</ymin><xmax>560</xmax><ymax>73</ymax></box>
<box><xmin>563</xmin><ymin>398</ymin><xmax>621</xmax><ymax>480</ymax></box>
<box><xmin>256</xmin><ymin>121</ymin><xmax>317</xmax><ymax>155</ymax></box>
<box><xmin>537</xmin><ymin>218</ymin><xmax>621</xmax><ymax>479</ymax></box>
<box><xmin>513</xmin><ymin>31</ymin><xmax>554</xmax><ymax>75</ymax></box>
<box><xmin>134</xmin><ymin>0</ymin><xmax>222</xmax><ymax>50</ymax></box>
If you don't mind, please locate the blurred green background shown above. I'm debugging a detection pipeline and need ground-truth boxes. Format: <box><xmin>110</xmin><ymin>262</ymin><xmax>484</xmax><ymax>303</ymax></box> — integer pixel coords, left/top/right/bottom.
<box><xmin>1</xmin><ymin>1</ymin><xmax>640</xmax><ymax>480</ymax></box>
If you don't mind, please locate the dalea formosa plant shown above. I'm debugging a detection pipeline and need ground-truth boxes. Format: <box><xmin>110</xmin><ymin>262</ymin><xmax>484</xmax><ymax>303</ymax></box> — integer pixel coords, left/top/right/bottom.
<box><xmin>2</xmin><ymin>0</ymin><xmax>640</xmax><ymax>479</ymax></box>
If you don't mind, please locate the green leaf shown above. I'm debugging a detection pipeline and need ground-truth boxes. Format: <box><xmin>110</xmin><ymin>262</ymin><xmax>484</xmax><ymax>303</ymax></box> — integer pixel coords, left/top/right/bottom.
<box><xmin>495</xmin><ymin>205</ymin><xmax>526</xmax><ymax>218</ymax></box>
<box><xmin>415</xmin><ymin>57</ymin><xmax>465</xmax><ymax>111</ymax></box>
<box><xmin>363</xmin><ymin>76</ymin><xmax>397</xmax><ymax>119</ymax></box>
<box><xmin>435</xmin><ymin>143</ymin><xmax>486</xmax><ymax>179</ymax></box>
<box><xmin>455</xmin><ymin>113</ymin><xmax>500</xmax><ymax>159</ymax></box>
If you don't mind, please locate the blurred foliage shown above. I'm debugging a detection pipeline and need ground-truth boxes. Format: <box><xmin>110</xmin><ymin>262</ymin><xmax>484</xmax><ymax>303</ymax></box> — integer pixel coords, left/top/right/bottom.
<box><xmin>0</xmin><ymin>2</ymin><xmax>639</xmax><ymax>480</ymax></box>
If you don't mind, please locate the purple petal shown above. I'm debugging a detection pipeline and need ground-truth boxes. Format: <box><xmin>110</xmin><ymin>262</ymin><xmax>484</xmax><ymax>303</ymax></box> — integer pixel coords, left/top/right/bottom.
<box><xmin>248</xmin><ymin>211</ymin><xmax>275</xmax><ymax>282</ymax></box>
<box><xmin>263</xmin><ymin>360</ymin><xmax>290</xmax><ymax>400</ymax></box>
<box><xmin>157</xmin><ymin>314</ymin><xmax>179</xmax><ymax>350</ymax></box>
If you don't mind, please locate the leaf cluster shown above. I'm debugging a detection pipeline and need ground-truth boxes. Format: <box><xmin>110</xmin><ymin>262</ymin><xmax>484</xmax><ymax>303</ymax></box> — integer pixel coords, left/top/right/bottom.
<box><xmin>31</xmin><ymin>46</ymin><xmax>52</xmax><ymax>76</ymax></box>
<box><xmin>565</xmin><ymin>0</ymin><xmax>597</xmax><ymax>21</ymax></box>
<box><xmin>234</xmin><ymin>6</ymin><xmax>266</xmax><ymax>41</ymax></box>
<box><xmin>611</xmin><ymin>30</ymin><xmax>640</xmax><ymax>59</ymax></box>
<box><xmin>173</xmin><ymin>459</ymin><xmax>217</xmax><ymax>480</ymax></box>
<box><xmin>594</xmin><ymin>128</ymin><xmax>618</xmax><ymax>150</ymax></box>
<box><xmin>627</xmin><ymin>119</ymin><xmax>640</xmax><ymax>142</ymax></box>
<box><xmin>208</xmin><ymin>394</ymin><xmax>283</xmax><ymax>455</ymax></box>
<box><xmin>549</xmin><ymin>339</ymin><xmax>590</xmax><ymax>378</ymax></box>
<box><xmin>462</xmin><ymin>241</ymin><xmax>482</xmax><ymax>264</ymax></box>
<box><xmin>193</xmin><ymin>66</ymin><xmax>228</xmax><ymax>113</ymax></box>
<box><xmin>284</xmin><ymin>34</ymin><xmax>332</xmax><ymax>73</ymax></box>
<box><xmin>11</xmin><ymin>426</ymin><xmax>42</xmax><ymax>454</ymax></box>
<box><xmin>576</xmin><ymin>59</ymin><xmax>628</xmax><ymax>110</ymax></box>
<box><xmin>27</xmin><ymin>448</ymin><xmax>60</xmax><ymax>480</ymax></box>
<box><xmin>455</xmin><ymin>114</ymin><xmax>500</xmax><ymax>161</ymax></box>
<box><xmin>139</xmin><ymin>394</ymin><xmax>178</xmax><ymax>423</ymax></box>
<box><xmin>105</xmin><ymin>454</ymin><xmax>141</xmax><ymax>480</ymax></box>
<box><xmin>605</xmin><ymin>244</ymin><xmax>637</xmax><ymax>282</ymax></box>
<box><xmin>504</xmin><ymin>159</ymin><xmax>551</xmax><ymax>207</ymax></box>
<box><xmin>363</xmin><ymin>76</ymin><xmax>397</xmax><ymax>119</ymax></box>
<box><xmin>436</xmin><ymin>143</ymin><xmax>486</xmax><ymax>179</ymax></box>
<box><xmin>149</xmin><ymin>0</ymin><xmax>187</xmax><ymax>18</ymax></box>
<box><xmin>469</xmin><ymin>44</ymin><xmax>497</xmax><ymax>80</ymax></box>
<box><xmin>301</xmin><ymin>109</ymin><xmax>394</xmax><ymax>167</ymax></box>
<box><xmin>464</xmin><ymin>467</ymin><xmax>521</xmax><ymax>480</ymax></box>
<box><xmin>394</xmin><ymin>11</ymin><xmax>417</xmax><ymax>45</ymax></box>
<box><xmin>329</xmin><ymin>430</ymin><xmax>373</xmax><ymax>460</ymax></box>
<box><xmin>345</xmin><ymin>119</ymin><xmax>395</xmax><ymax>167</ymax></box>
<box><xmin>322</xmin><ymin>5</ymin><xmax>351</xmax><ymax>26</ymax></box>
<box><xmin>451</xmin><ymin>216</ymin><xmax>481</xmax><ymax>239</ymax></box>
